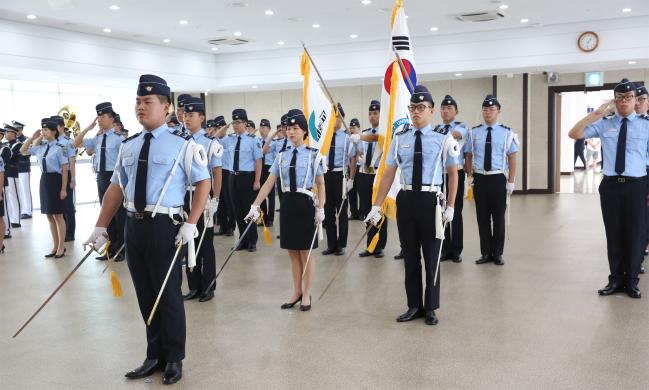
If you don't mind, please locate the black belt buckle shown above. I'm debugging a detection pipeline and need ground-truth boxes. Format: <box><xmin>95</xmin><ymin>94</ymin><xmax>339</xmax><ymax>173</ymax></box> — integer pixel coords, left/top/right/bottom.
<box><xmin>617</xmin><ymin>177</ymin><xmax>626</xmax><ymax>183</ymax></box>
<box><xmin>134</xmin><ymin>212</ymin><xmax>146</xmax><ymax>219</ymax></box>
<box><xmin>232</xmin><ymin>171</ymin><xmax>239</xmax><ymax>175</ymax></box>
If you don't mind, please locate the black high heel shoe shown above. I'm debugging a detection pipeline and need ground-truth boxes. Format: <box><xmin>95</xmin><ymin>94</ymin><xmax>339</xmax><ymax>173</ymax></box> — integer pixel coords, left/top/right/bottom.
<box><xmin>54</xmin><ymin>248</ymin><xmax>66</xmax><ymax>259</ymax></box>
<box><xmin>45</xmin><ymin>251</ymin><xmax>57</xmax><ymax>258</ymax></box>
<box><xmin>281</xmin><ymin>294</ymin><xmax>302</xmax><ymax>309</ymax></box>
<box><xmin>300</xmin><ymin>296</ymin><xmax>312</xmax><ymax>312</ymax></box>
<box><xmin>0</xmin><ymin>244</ymin><xmax>5</xmax><ymax>254</ymax></box>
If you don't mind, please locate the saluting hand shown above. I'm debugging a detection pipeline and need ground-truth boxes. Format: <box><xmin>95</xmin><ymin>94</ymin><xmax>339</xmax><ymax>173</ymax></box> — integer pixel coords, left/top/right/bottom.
<box><xmin>31</xmin><ymin>129</ymin><xmax>42</xmax><ymax>140</ymax></box>
<box><xmin>593</xmin><ymin>100</ymin><xmax>615</xmax><ymax>117</ymax></box>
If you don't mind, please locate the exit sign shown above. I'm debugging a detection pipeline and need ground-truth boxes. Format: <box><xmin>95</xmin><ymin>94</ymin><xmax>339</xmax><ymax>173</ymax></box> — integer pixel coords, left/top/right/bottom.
<box><xmin>585</xmin><ymin>71</ymin><xmax>604</xmax><ymax>87</ymax></box>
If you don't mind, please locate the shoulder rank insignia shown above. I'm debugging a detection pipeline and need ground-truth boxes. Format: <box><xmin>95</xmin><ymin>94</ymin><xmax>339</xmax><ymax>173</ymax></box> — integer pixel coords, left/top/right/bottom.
<box><xmin>472</xmin><ymin>124</ymin><xmax>482</xmax><ymax>129</ymax></box>
<box><xmin>433</xmin><ymin>125</ymin><xmax>448</xmax><ymax>135</ymax></box>
<box><xmin>395</xmin><ymin>124</ymin><xmax>411</xmax><ymax>136</ymax></box>
<box><xmin>122</xmin><ymin>132</ymin><xmax>141</xmax><ymax>143</ymax></box>
<box><xmin>501</xmin><ymin>124</ymin><xmax>511</xmax><ymax>130</ymax></box>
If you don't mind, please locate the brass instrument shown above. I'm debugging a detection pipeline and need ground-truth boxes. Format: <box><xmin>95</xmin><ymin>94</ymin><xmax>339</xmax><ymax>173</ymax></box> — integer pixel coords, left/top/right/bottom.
<box><xmin>57</xmin><ymin>104</ymin><xmax>80</xmax><ymax>137</ymax></box>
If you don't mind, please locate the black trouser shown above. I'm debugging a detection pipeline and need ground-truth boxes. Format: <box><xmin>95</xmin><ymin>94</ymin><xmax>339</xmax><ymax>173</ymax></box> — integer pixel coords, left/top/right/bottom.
<box><xmin>324</xmin><ymin>170</ymin><xmax>348</xmax><ymax>250</ymax></box>
<box><xmin>358</xmin><ymin>171</ymin><xmax>387</xmax><ymax>251</ymax></box>
<box><xmin>473</xmin><ymin>173</ymin><xmax>507</xmax><ymax>257</ymax></box>
<box><xmin>348</xmin><ymin>167</ymin><xmax>359</xmax><ymax>217</ymax></box>
<box><xmin>574</xmin><ymin>139</ymin><xmax>586</xmax><ymax>168</ymax></box>
<box><xmin>97</xmin><ymin>171</ymin><xmax>125</xmax><ymax>255</ymax></box>
<box><xmin>63</xmin><ymin>182</ymin><xmax>75</xmax><ymax>239</ymax></box>
<box><xmin>396</xmin><ymin>190</ymin><xmax>440</xmax><ymax>311</ymax></box>
<box><xmin>645</xmin><ymin>167</ymin><xmax>649</xmax><ymax>254</ymax></box>
<box><xmin>599</xmin><ymin>176</ymin><xmax>646</xmax><ymax>288</ymax></box>
<box><xmin>217</xmin><ymin>170</ymin><xmax>235</xmax><ymax>232</ymax></box>
<box><xmin>183</xmin><ymin>192</ymin><xmax>216</xmax><ymax>294</ymax></box>
<box><xmin>125</xmin><ymin>214</ymin><xmax>185</xmax><ymax>362</ymax></box>
<box><xmin>260</xmin><ymin>164</ymin><xmax>276</xmax><ymax>224</ymax></box>
<box><xmin>228</xmin><ymin>172</ymin><xmax>258</xmax><ymax>247</ymax></box>
<box><xmin>442</xmin><ymin>169</ymin><xmax>465</xmax><ymax>258</ymax></box>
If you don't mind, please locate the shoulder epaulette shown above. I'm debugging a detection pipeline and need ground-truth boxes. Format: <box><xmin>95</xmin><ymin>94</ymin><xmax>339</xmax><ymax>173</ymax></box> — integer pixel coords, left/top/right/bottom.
<box><xmin>640</xmin><ymin>115</ymin><xmax>649</xmax><ymax>120</ymax></box>
<box><xmin>122</xmin><ymin>132</ymin><xmax>141</xmax><ymax>143</ymax></box>
<box><xmin>472</xmin><ymin>124</ymin><xmax>482</xmax><ymax>129</ymax></box>
<box><xmin>501</xmin><ymin>124</ymin><xmax>511</xmax><ymax>130</ymax></box>
<box><xmin>56</xmin><ymin>143</ymin><xmax>65</xmax><ymax>148</ymax></box>
<box><xmin>604</xmin><ymin>112</ymin><xmax>615</xmax><ymax>119</ymax></box>
<box><xmin>395</xmin><ymin>124</ymin><xmax>411</xmax><ymax>135</ymax></box>
<box><xmin>433</xmin><ymin>125</ymin><xmax>448</xmax><ymax>135</ymax></box>
<box><xmin>306</xmin><ymin>146</ymin><xmax>318</xmax><ymax>151</ymax></box>
<box><xmin>362</xmin><ymin>128</ymin><xmax>372</xmax><ymax>133</ymax></box>
<box><xmin>247</xmin><ymin>134</ymin><xmax>256</xmax><ymax>138</ymax></box>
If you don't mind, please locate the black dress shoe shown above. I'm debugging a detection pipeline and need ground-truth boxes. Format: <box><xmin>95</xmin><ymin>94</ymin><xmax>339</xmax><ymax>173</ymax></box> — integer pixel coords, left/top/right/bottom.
<box><xmin>162</xmin><ymin>361</ymin><xmax>182</xmax><ymax>385</ymax></box>
<box><xmin>322</xmin><ymin>248</ymin><xmax>336</xmax><ymax>256</ymax></box>
<box><xmin>214</xmin><ymin>230</ymin><xmax>226</xmax><ymax>236</ymax></box>
<box><xmin>644</xmin><ymin>249</ymin><xmax>649</xmax><ymax>256</ymax></box>
<box><xmin>125</xmin><ymin>358</ymin><xmax>160</xmax><ymax>379</ymax></box>
<box><xmin>396</xmin><ymin>307</ymin><xmax>425</xmax><ymax>322</ymax></box>
<box><xmin>440</xmin><ymin>255</ymin><xmax>451</xmax><ymax>262</ymax></box>
<box><xmin>44</xmin><ymin>252</ymin><xmax>56</xmax><ymax>258</ymax></box>
<box><xmin>334</xmin><ymin>248</ymin><xmax>345</xmax><ymax>256</ymax></box>
<box><xmin>493</xmin><ymin>256</ymin><xmax>505</xmax><ymax>266</ymax></box>
<box><xmin>349</xmin><ymin>214</ymin><xmax>359</xmax><ymax>221</ymax></box>
<box><xmin>374</xmin><ymin>250</ymin><xmax>384</xmax><ymax>258</ymax></box>
<box><xmin>281</xmin><ymin>294</ymin><xmax>302</xmax><ymax>309</ymax></box>
<box><xmin>233</xmin><ymin>244</ymin><xmax>245</xmax><ymax>251</ymax></box>
<box><xmin>183</xmin><ymin>290</ymin><xmax>199</xmax><ymax>301</ymax></box>
<box><xmin>247</xmin><ymin>245</ymin><xmax>257</xmax><ymax>252</ymax></box>
<box><xmin>225</xmin><ymin>230</ymin><xmax>234</xmax><ymax>237</ymax></box>
<box><xmin>358</xmin><ymin>250</ymin><xmax>373</xmax><ymax>258</ymax></box>
<box><xmin>64</xmin><ymin>237</ymin><xmax>75</xmax><ymax>242</ymax></box>
<box><xmin>11</xmin><ymin>223</ymin><xmax>21</xmax><ymax>228</ymax></box>
<box><xmin>451</xmin><ymin>256</ymin><xmax>462</xmax><ymax>263</ymax></box>
<box><xmin>475</xmin><ymin>255</ymin><xmax>492</xmax><ymax>265</ymax></box>
<box><xmin>626</xmin><ymin>286</ymin><xmax>642</xmax><ymax>299</ymax></box>
<box><xmin>299</xmin><ymin>296</ymin><xmax>312</xmax><ymax>311</ymax></box>
<box><xmin>598</xmin><ymin>283</ymin><xmax>625</xmax><ymax>296</ymax></box>
<box><xmin>21</xmin><ymin>214</ymin><xmax>32</xmax><ymax>219</ymax></box>
<box><xmin>96</xmin><ymin>254</ymin><xmax>108</xmax><ymax>261</ymax></box>
<box><xmin>425</xmin><ymin>311</ymin><xmax>439</xmax><ymax>325</ymax></box>
<box><xmin>641</xmin><ymin>265</ymin><xmax>645</xmax><ymax>274</ymax></box>
<box><xmin>266</xmin><ymin>222</ymin><xmax>273</xmax><ymax>227</ymax></box>
<box><xmin>4</xmin><ymin>234</ymin><xmax>11</xmax><ymax>239</ymax></box>
<box><xmin>394</xmin><ymin>251</ymin><xmax>404</xmax><ymax>260</ymax></box>
<box><xmin>113</xmin><ymin>254</ymin><xmax>125</xmax><ymax>262</ymax></box>
<box><xmin>199</xmin><ymin>291</ymin><xmax>214</xmax><ymax>302</ymax></box>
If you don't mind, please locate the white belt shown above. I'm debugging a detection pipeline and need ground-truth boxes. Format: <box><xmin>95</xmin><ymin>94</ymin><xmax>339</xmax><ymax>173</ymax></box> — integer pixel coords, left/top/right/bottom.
<box><xmin>329</xmin><ymin>167</ymin><xmax>344</xmax><ymax>172</ymax></box>
<box><xmin>125</xmin><ymin>202</ymin><xmax>183</xmax><ymax>215</ymax></box>
<box><xmin>473</xmin><ymin>169</ymin><xmax>504</xmax><ymax>175</ymax></box>
<box><xmin>401</xmin><ymin>184</ymin><xmax>441</xmax><ymax>192</ymax></box>
<box><xmin>281</xmin><ymin>187</ymin><xmax>315</xmax><ymax>198</ymax></box>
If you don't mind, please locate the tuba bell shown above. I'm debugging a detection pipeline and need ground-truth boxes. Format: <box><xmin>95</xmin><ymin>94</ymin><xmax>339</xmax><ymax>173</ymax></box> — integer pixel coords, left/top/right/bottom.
<box><xmin>57</xmin><ymin>104</ymin><xmax>81</xmax><ymax>137</ymax></box>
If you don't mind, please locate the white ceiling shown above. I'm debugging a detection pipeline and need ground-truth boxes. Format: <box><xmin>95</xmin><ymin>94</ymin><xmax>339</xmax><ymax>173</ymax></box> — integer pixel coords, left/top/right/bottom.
<box><xmin>0</xmin><ymin>0</ymin><xmax>648</xmax><ymax>54</ymax></box>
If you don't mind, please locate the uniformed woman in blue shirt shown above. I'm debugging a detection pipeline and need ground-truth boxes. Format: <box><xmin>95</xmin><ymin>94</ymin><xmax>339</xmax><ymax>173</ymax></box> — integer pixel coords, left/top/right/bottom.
<box><xmin>246</xmin><ymin>109</ymin><xmax>326</xmax><ymax>311</ymax></box>
<box><xmin>20</xmin><ymin>119</ymin><xmax>69</xmax><ymax>258</ymax></box>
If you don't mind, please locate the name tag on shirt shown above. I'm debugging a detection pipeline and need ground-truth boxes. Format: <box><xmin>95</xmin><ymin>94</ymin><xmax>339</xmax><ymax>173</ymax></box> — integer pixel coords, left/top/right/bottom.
<box><xmin>400</xmin><ymin>144</ymin><xmax>410</xmax><ymax>148</ymax></box>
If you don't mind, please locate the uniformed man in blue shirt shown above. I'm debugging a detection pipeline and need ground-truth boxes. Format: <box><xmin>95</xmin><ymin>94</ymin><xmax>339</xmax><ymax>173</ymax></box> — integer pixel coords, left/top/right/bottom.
<box><xmin>438</xmin><ymin>95</ymin><xmax>469</xmax><ymax>263</ymax></box>
<box><xmin>180</xmin><ymin>97</ymin><xmax>222</xmax><ymax>303</ymax></box>
<box><xmin>348</xmin><ymin>118</ymin><xmax>361</xmax><ymax>221</ymax></box>
<box><xmin>322</xmin><ymin>103</ymin><xmax>357</xmax><ymax>256</ymax></box>
<box><xmin>74</xmin><ymin>102</ymin><xmax>127</xmax><ymax>260</ymax></box>
<box><xmin>167</xmin><ymin>114</ymin><xmax>180</xmax><ymax>130</ymax></box>
<box><xmin>84</xmin><ymin>74</ymin><xmax>210</xmax><ymax>384</ymax></box>
<box><xmin>366</xmin><ymin>85</ymin><xmax>459</xmax><ymax>325</ymax></box>
<box><xmin>216</xmin><ymin>108</ymin><xmax>263</xmax><ymax>251</ymax></box>
<box><xmin>258</xmin><ymin>119</ymin><xmax>277</xmax><ymax>226</ymax></box>
<box><xmin>174</xmin><ymin>94</ymin><xmax>192</xmax><ymax>135</ymax></box>
<box><xmin>3</xmin><ymin>124</ymin><xmax>22</xmax><ymax>229</ymax></box>
<box><xmin>569</xmin><ymin>79</ymin><xmax>649</xmax><ymax>299</ymax></box>
<box><xmin>465</xmin><ymin>95</ymin><xmax>518</xmax><ymax>266</ymax></box>
<box><xmin>51</xmin><ymin>115</ymin><xmax>77</xmax><ymax>242</ymax></box>
<box><xmin>12</xmin><ymin>120</ymin><xmax>32</xmax><ymax>219</ymax></box>
<box><xmin>212</xmin><ymin>116</ymin><xmax>235</xmax><ymax>236</ymax></box>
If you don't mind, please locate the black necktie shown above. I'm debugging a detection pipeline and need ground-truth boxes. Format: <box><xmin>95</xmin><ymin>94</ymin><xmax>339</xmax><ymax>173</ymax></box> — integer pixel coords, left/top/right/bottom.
<box><xmin>615</xmin><ymin>118</ymin><xmax>628</xmax><ymax>175</ymax></box>
<box><xmin>99</xmin><ymin>133</ymin><xmax>107</xmax><ymax>173</ymax></box>
<box><xmin>280</xmin><ymin>138</ymin><xmax>288</xmax><ymax>152</ymax></box>
<box><xmin>484</xmin><ymin>126</ymin><xmax>493</xmax><ymax>171</ymax></box>
<box><xmin>413</xmin><ymin>130</ymin><xmax>423</xmax><ymax>191</ymax></box>
<box><xmin>233</xmin><ymin>136</ymin><xmax>241</xmax><ymax>172</ymax></box>
<box><xmin>289</xmin><ymin>149</ymin><xmax>298</xmax><ymax>192</ymax></box>
<box><xmin>328</xmin><ymin>133</ymin><xmax>336</xmax><ymax>170</ymax></box>
<box><xmin>365</xmin><ymin>134</ymin><xmax>373</xmax><ymax>168</ymax></box>
<box><xmin>134</xmin><ymin>133</ymin><xmax>152</xmax><ymax>212</ymax></box>
<box><xmin>42</xmin><ymin>143</ymin><xmax>50</xmax><ymax>173</ymax></box>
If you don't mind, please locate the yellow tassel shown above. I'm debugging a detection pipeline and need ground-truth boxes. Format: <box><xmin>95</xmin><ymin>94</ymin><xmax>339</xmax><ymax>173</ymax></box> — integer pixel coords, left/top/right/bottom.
<box><xmin>467</xmin><ymin>176</ymin><xmax>474</xmax><ymax>201</ymax></box>
<box><xmin>110</xmin><ymin>271</ymin><xmax>123</xmax><ymax>297</ymax></box>
<box><xmin>260</xmin><ymin>211</ymin><xmax>272</xmax><ymax>246</ymax></box>
<box><xmin>367</xmin><ymin>218</ymin><xmax>384</xmax><ymax>253</ymax></box>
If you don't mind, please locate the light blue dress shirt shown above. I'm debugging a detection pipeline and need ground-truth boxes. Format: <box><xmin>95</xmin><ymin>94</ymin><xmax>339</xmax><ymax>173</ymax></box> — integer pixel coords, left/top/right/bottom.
<box><xmin>437</xmin><ymin>121</ymin><xmax>468</xmax><ymax>166</ymax></box>
<box><xmin>29</xmin><ymin>140</ymin><xmax>69</xmax><ymax>174</ymax></box>
<box><xmin>270</xmin><ymin>143</ymin><xmax>324</xmax><ymax>189</ymax></box>
<box><xmin>328</xmin><ymin>129</ymin><xmax>357</xmax><ymax>168</ymax></box>
<box><xmin>220</xmin><ymin>133</ymin><xmax>263</xmax><ymax>172</ymax></box>
<box><xmin>360</xmin><ymin>128</ymin><xmax>380</xmax><ymax>169</ymax></box>
<box><xmin>465</xmin><ymin>123</ymin><xmax>518</xmax><ymax>171</ymax></box>
<box><xmin>82</xmin><ymin>128</ymin><xmax>124</xmax><ymax>172</ymax></box>
<box><xmin>57</xmin><ymin>135</ymin><xmax>77</xmax><ymax>159</ymax></box>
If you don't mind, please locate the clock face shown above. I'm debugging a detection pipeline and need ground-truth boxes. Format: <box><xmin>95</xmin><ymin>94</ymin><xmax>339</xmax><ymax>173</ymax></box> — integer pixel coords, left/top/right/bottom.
<box><xmin>578</xmin><ymin>32</ymin><xmax>599</xmax><ymax>52</ymax></box>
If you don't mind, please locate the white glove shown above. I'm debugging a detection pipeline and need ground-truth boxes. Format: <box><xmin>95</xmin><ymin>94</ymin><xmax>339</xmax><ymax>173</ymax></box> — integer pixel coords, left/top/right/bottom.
<box><xmin>175</xmin><ymin>222</ymin><xmax>198</xmax><ymax>245</ymax></box>
<box><xmin>442</xmin><ymin>206</ymin><xmax>454</xmax><ymax>223</ymax></box>
<box><xmin>207</xmin><ymin>198</ymin><xmax>219</xmax><ymax>217</ymax></box>
<box><xmin>315</xmin><ymin>207</ymin><xmax>325</xmax><ymax>223</ymax></box>
<box><xmin>346</xmin><ymin>178</ymin><xmax>354</xmax><ymax>192</ymax></box>
<box><xmin>349</xmin><ymin>134</ymin><xmax>361</xmax><ymax>144</ymax></box>
<box><xmin>364</xmin><ymin>205</ymin><xmax>383</xmax><ymax>226</ymax></box>
<box><xmin>83</xmin><ymin>227</ymin><xmax>108</xmax><ymax>251</ymax></box>
<box><xmin>506</xmin><ymin>182</ymin><xmax>515</xmax><ymax>194</ymax></box>
<box><xmin>244</xmin><ymin>205</ymin><xmax>261</xmax><ymax>223</ymax></box>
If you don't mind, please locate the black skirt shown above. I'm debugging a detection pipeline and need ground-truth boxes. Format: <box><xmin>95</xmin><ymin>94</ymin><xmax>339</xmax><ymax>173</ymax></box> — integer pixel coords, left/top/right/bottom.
<box><xmin>40</xmin><ymin>173</ymin><xmax>66</xmax><ymax>214</ymax></box>
<box><xmin>0</xmin><ymin>193</ymin><xmax>5</xmax><ymax>217</ymax></box>
<box><xmin>280</xmin><ymin>192</ymin><xmax>318</xmax><ymax>250</ymax></box>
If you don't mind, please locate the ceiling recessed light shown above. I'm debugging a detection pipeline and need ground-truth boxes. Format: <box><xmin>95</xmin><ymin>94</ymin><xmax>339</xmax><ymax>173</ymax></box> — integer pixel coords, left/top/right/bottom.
<box><xmin>499</xmin><ymin>4</ymin><xmax>509</xmax><ymax>9</ymax></box>
<box><xmin>103</xmin><ymin>28</ymin><xmax>112</xmax><ymax>33</ymax></box>
<box><xmin>179</xmin><ymin>20</ymin><xmax>188</xmax><ymax>25</ymax></box>
<box><xmin>264</xmin><ymin>10</ymin><xmax>274</xmax><ymax>15</ymax></box>
<box><xmin>622</xmin><ymin>8</ymin><xmax>632</xmax><ymax>13</ymax></box>
<box><xmin>520</xmin><ymin>18</ymin><xmax>529</xmax><ymax>23</ymax></box>
<box><xmin>430</xmin><ymin>27</ymin><xmax>439</xmax><ymax>31</ymax></box>
<box><xmin>628</xmin><ymin>60</ymin><xmax>637</xmax><ymax>65</ymax></box>
<box><xmin>211</xmin><ymin>47</ymin><xmax>218</xmax><ymax>51</ymax></box>
<box><xmin>277</xmin><ymin>41</ymin><xmax>285</xmax><ymax>45</ymax></box>
<box><xmin>361</xmin><ymin>0</ymin><xmax>371</xmax><ymax>4</ymax></box>
<box><xmin>405</xmin><ymin>15</ymin><xmax>409</xmax><ymax>19</ymax></box>
<box><xmin>26</xmin><ymin>14</ymin><xmax>37</xmax><ymax>20</ymax></box>
<box><xmin>312</xmin><ymin>23</ymin><xmax>320</xmax><ymax>28</ymax></box>
<box><xmin>350</xmin><ymin>34</ymin><xmax>358</xmax><ymax>39</ymax></box>
<box><xmin>163</xmin><ymin>38</ymin><xmax>171</xmax><ymax>43</ymax></box>
<box><xmin>233</xmin><ymin>31</ymin><xmax>242</xmax><ymax>36</ymax></box>
<box><xmin>455</xmin><ymin>73</ymin><xmax>463</xmax><ymax>77</ymax></box>
<box><xmin>251</xmin><ymin>85</ymin><xmax>258</xmax><ymax>89</ymax></box>
<box><xmin>109</xmin><ymin>4</ymin><xmax>120</xmax><ymax>10</ymax></box>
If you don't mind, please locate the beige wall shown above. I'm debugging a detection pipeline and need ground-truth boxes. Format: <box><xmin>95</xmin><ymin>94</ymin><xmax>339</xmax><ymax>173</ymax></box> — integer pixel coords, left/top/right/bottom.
<box><xmin>206</xmin><ymin>69</ymin><xmax>649</xmax><ymax>192</ymax></box>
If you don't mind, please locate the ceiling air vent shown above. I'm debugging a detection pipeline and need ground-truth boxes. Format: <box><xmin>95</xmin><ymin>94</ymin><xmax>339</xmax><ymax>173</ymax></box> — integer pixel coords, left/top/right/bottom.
<box><xmin>209</xmin><ymin>38</ymin><xmax>249</xmax><ymax>46</ymax></box>
<box><xmin>455</xmin><ymin>10</ymin><xmax>507</xmax><ymax>22</ymax></box>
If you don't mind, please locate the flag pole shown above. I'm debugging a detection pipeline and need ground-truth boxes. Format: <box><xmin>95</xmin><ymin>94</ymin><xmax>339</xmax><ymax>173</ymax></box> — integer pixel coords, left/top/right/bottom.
<box><xmin>391</xmin><ymin>48</ymin><xmax>415</xmax><ymax>94</ymax></box>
